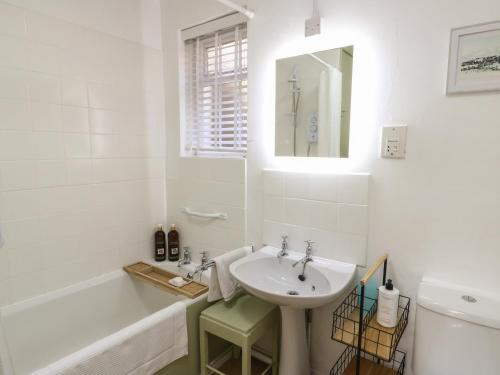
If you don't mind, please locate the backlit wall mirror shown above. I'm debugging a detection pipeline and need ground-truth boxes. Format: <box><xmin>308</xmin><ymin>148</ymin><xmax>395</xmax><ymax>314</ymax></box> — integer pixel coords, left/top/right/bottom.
<box><xmin>275</xmin><ymin>46</ymin><xmax>354</xmax><ymax>158</ymax></box>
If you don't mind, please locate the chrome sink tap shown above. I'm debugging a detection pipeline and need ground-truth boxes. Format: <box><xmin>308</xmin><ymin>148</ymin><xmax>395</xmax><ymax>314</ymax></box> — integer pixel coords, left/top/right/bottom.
<box><xmin>177</xmin><ymin>246</ymin><xmax>191</xmax><ymax>267</ymax></box>
<box><xmin>186</xmin><ymin>251</ymin><xmax>214</xmax><ymax>280</ymax></box>
<box><xmin>277</xmin><ymin>234</ymin><xmax>289</xmax><ymax>259</ymax></box>
<box><xmin>293</xmin><ymin>240</ymin><xmax>314</xmax><ymax>281</ymax></box>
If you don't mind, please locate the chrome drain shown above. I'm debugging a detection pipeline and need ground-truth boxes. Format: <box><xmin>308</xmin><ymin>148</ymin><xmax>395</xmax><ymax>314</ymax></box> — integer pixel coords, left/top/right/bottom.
<box><xmin>462</xmin><ymin>295</ymin><xmax>477</xmax><ymax>303</ymax></box>
<box><xmin>287</xmin><ymin>290</ymin><xmax>299</xmax><ymax>296</ymax></box>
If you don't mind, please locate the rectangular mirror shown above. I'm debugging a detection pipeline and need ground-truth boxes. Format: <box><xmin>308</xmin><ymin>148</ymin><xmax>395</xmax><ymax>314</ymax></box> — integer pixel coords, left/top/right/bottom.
<box><xmin>275</xmin><ymin>46</ymin><xmax>354</xmax><ymax>158</ymax></box>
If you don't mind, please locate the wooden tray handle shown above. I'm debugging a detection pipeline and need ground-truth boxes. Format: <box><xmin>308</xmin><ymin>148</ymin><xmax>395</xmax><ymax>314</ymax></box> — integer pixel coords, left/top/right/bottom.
<box><xmin>360</xmin><ymin>254</ymin><xmax>388</xmax><ymax>286</ymax></box>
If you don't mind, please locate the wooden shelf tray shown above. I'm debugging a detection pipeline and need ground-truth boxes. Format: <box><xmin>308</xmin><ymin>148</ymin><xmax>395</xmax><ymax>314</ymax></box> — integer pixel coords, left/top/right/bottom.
<box><xmin>124</xmin><ymin>262</ymin><xmax>208</xmax><ymax>299</ymax></box>
<box><xmin>333</xmin><ymin>308</ymin><xmax>396</xmax><ymax>361</ymax></box>
<box><xmin>342</xmin><ymin>357</ymin><xmax>397</xmax><ymax>375</ymax></box>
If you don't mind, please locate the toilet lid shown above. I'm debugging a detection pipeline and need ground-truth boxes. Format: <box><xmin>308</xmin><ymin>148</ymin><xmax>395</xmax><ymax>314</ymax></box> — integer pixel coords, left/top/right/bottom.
<box><xmin>417</xmin><ymin>277</ymin><xmax>500</xmax><ymax>330</ymax></box>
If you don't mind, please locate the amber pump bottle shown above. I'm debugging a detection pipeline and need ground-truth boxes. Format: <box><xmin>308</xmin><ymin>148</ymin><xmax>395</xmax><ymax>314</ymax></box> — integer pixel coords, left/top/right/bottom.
<box><xmin>154</xmin><ymin>224</ymin><xmax>166</xmax><ymax>262</ymax></box>
<box><xmin>167</xmin><ymin>224</ymin><xmax>180</xmax><ymax>261</ymax></box>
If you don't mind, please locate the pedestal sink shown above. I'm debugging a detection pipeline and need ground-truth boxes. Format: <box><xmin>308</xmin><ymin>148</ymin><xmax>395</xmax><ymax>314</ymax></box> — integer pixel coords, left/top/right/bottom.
<box><xmin>229</xmin><ymin>246</ymin><xmax>356</xmax><ymax>375</ymax></box>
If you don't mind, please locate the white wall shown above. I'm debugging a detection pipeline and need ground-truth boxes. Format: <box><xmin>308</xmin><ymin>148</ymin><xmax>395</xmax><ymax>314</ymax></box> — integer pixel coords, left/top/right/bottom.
<box><xmin>165</xmin><ymin>157</ymin><xmax>246</xmax><ymax>262</ymax></box>
<box><xmin>160</xmin><ymin>0</ymin><xmax>248</xmax><ymax>264</ymax></box>
<box><xmin>2</xmin><ymin>0</ymin><xmax>162</xmax><ymax>49</ymax></box>
<box><xmin>244</xmin><ymin>0</ymin><xmax>500</xmax><ymax>373</ymax></box>
<box><xmin>0</xmin><ymin>0</ymin><xmax>166</xmax><ymax>305</ymax></box>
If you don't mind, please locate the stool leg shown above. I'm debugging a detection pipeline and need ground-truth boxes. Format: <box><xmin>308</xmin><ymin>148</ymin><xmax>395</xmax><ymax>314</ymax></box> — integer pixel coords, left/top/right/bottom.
<box><xmin>272</xmin><ymin>323</ymin><xmax>279</xmax><ymax>375</ymax></box>
<box><xmin>200</xmin><ymin>325</ymin><xmax>209</xmax><ymax>375</ymax></box>
<box><xmin>242</xmin><ymin>342</ymin><xmax>251</xmax><ymax>375</ymax></box>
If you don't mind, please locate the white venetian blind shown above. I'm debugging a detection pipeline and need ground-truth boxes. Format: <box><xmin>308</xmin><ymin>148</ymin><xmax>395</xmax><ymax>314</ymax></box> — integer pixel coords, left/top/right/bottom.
<box><xmin>184</xmin><ymin>21</ymin><xmax>248</xmax><ymax>156</ymax></box>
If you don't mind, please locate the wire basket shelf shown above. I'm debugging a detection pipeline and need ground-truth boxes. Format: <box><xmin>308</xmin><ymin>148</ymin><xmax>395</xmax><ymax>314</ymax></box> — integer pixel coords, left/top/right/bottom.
<box><xmin>332</xmin><ymin>286</ymin><xmax>410</xmax><ymax>362</ymax></box>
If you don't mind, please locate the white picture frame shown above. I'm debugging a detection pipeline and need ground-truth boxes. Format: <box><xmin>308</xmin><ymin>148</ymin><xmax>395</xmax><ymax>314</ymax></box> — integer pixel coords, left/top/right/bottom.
<box><xmin>447</xmin><ymin>20</ymin><xmax>500</xmax><ymax>94</ymax></box>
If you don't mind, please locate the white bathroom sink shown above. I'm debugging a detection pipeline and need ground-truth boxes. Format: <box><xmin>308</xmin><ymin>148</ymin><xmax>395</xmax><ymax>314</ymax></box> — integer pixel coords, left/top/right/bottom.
<box><xmin>229</xmin><ymin>246</ymin><xmax>356</xmax><ymax>308</ymax></box>
<box><xmin>230</xmin><ymin>245</ymin><xmax>356</xmax><ymax>375</ymax></box>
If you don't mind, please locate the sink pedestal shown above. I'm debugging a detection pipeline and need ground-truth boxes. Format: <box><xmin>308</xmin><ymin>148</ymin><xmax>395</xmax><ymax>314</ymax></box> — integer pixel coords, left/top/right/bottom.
<box><xmin>279</xmin><ymin>306</ymin><xmax>310</xmax><ymax>375</ymax></box>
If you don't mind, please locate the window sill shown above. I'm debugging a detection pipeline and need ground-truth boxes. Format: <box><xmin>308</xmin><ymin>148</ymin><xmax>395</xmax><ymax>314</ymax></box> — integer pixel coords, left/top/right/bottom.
<box><xmin>180</xmin><ymin>153</ymin><xmax>246</xmax><ymax>160</ymax></box>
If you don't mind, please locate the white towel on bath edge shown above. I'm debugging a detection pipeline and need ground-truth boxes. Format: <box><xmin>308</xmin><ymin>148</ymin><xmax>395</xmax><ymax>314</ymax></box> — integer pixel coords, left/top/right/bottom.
<box><xmin>32</xmin><ymin>302</ymin><xmax>188</xmax><ymax>375</ymax></box>
<box><xmin>207</xmin><ymin>246</ymin><xmax>252</xmax><ymax>302</ymax></box>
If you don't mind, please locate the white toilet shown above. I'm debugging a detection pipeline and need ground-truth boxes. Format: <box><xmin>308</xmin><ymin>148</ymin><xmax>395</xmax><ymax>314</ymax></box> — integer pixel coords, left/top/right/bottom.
<box><xmin>413</xmin><ymin>277</ymin><xmax>500</xmax><ymax>375</ymax></box>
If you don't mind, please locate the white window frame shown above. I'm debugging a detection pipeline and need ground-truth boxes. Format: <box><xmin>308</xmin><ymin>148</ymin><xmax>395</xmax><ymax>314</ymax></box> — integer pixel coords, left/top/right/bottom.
<box><xmin>180</xmin><ymin>13</ymin><xmax>248</xmax><ymax>158</ymax></box>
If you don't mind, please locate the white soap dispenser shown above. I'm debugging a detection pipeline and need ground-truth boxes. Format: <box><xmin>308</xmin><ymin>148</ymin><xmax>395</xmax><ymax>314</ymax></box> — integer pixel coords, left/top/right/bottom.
<box><xmin>377</xmin><ymin>279</ymin><xmax>399</xmax><ymax>328</ymax></box>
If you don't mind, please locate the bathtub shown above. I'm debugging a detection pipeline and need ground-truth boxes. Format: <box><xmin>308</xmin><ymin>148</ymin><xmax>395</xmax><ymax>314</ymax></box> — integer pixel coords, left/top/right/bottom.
<box><xmin>0</xmin><ymin>262</ymin><xmax>210</xmax><ymax>375</ymax></box>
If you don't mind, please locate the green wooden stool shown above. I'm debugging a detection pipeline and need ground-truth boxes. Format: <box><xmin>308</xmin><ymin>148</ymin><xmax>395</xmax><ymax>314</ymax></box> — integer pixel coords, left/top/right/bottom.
<box><xmin>200</xmin><ymin>294</ymin><xmax>280</xmax><ymax>375</ymax></box>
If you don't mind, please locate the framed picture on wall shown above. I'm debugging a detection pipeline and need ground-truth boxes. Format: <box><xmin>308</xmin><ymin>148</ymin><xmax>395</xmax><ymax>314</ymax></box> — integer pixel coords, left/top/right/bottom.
<box><xmin>447</xmin><ymin>20</ymin><xmax>500</xmax><ymax>94</ymax></box>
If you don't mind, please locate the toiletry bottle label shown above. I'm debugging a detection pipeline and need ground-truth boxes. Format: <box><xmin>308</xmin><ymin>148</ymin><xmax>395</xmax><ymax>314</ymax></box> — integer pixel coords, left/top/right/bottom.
<box><xmin>167</xmin><ymin>224</ymin><xmax>180</xmax><ymax>261</ymax></box>
<box><xmin>154</xmin><ymin>224</ymin><xmax>166</xmax><ymax>262</ymax></box>
<box><xmin>377</xmin><ymin>280</ymin><xmax>399</xmax><ymax>328</ymax></box>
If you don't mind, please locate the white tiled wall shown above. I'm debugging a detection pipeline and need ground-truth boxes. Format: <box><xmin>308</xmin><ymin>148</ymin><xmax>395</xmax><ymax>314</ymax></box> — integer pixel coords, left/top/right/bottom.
<box><xmin>0</xmin><ymin>1</ymin><xmax>166</xmax><ymax>306</ymax></box>
<box><xmin>166</xmin><ymin>158</ymin><xmax>246</xmax><ymax>263</ymax></box>
<box><xmin>160</xmin><ymin>0</ymin><xmax>248</xmax><ymax>265</ymax></box>
<box><xmin>262</xmin><ymin>169</ymin><xmax>369</xmax><ymax>265</ymax></box>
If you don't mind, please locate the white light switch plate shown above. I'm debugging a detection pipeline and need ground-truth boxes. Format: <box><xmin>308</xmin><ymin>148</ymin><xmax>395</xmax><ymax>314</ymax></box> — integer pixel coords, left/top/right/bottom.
<box><xmin>381</xmin><ymin>125</ymin><xmax>407</xmax><ymax>159</ymax></box>
<box><xmin>305</xmin><ymin>16</ymin><xmax>321</xmax><ymax>37</ymax></box>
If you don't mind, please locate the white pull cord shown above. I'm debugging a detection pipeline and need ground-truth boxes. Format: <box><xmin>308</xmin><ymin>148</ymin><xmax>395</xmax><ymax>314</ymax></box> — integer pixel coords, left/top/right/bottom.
<box><xmin>0</xmin><ymin>223</ymin><xmax>4</xmax><ymax>249</ymax></box>
<box><xmin>313</xmin><ymin>0</ymin><xmax>319</xmax><ymax>17</ymax></box>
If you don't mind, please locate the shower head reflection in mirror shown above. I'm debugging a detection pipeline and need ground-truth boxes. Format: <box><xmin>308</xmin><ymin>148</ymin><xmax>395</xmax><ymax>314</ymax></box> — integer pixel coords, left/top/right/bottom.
<box><xmin>275</xmin><ymin>46</ymin><xmax>354</xmax><ymax>158</ymax></box>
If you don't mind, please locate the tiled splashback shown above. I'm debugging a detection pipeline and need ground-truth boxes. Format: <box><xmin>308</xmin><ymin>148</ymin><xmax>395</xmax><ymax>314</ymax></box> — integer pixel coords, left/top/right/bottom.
<box><xmin>0</xmin><ymin>2</ymin><xmax>165</xmax><ymax>306</ymax></box>
<box><xmin>262</xmin><ymin>169</ymin><xmax>369</xmax><ymax>266</ymax></box>
<box><xmin>166</xmin><ymin>158</ymin><xmax>246</xmax><ymax>263</ymax></box>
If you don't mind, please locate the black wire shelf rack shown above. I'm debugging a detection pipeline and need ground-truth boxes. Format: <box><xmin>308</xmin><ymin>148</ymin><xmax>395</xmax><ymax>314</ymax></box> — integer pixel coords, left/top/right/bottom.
<box><xmin>331</xmin><ymin>286</ymin><xmax>410</xmax><ymax>362</ymax></box>
<box><xmin>329</xmin><ymin>254</ymin><xmax>410</xmax><ymax>375</ymax></box>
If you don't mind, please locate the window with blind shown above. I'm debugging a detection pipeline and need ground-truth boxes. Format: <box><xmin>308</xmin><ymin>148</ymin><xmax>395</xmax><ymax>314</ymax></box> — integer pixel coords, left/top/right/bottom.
<box><xmin>183</xmin><ymin>18</ymin><xmax>248</xmax><ymax>157</ymax></box>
